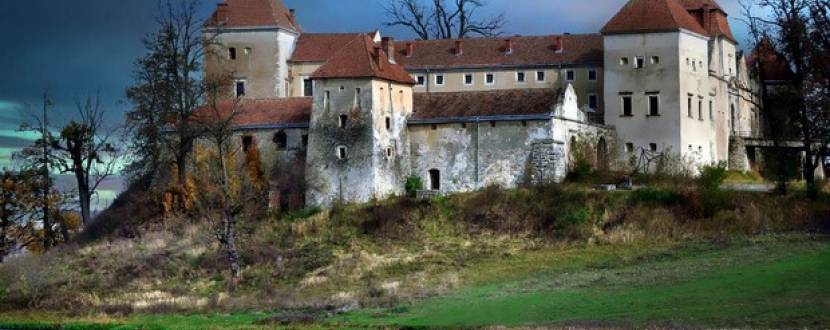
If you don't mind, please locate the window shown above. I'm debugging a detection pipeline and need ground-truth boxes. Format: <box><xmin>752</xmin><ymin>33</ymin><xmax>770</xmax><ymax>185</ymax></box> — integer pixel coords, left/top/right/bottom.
<box><xmin>354</xmin><ymin>88</ymin><xmax>362</xmax><ymax>109</ymax></box>
<box><xmin>489</xmin><ymin>121</ymin><xmax>496</xmax><ymax>128</ymax></box>
<box><xmin>687</xmin><ymin>96</ymin><xmax>693</xmax><ymax>118</ymax></box>
<box><xmin>692</xmin><ymin>60</ymin><xmax>697</xmax><ymax>71</ymax></box>
<box><xmin>588</xmin><ymin>94</ymin><xmax>598</xmax><ymax>110</ymax></box>
<box><xmin>621</xmin><ymin>93</ymin><xmax>633</xmax><ymax>117</ymax></box>
<box><xmin>385</xmin><ymin>117</ymin><xmax>391</xmax><ymax>130</ymax></box>
<box><xmin>650</xmin><ymin>56</ymin><xmax>660</xmax><ymax>64</ymax></box>
<box><xmin>325</xmin><ymin>91</ymin><xmax>331</xmax><ymax>110</ymax></box>
<box><xmin>648</xmin><ymin>93</ymin><xmax>660</xmax><ymax>116</ymax></box>
<box><xmin>303</xmin><ymin>78</ymin><xmax>313</xmax><ymax>97</ymax></box>
<box><xmin>635</xmin><ymin>56</ymin><xmax>645</xmax><ymax>69</ymax></box>
<box><xmin>416</xmin><ymin>75</ymin><xmax>425</xmax><ymax>86</ymax></box>
<box><xmin>588</xmin><ymin>70</ymin><xmax>597</xmax><ymax>81</ymax></box>
<box><xmin>336</xmin><ymin>146</ymin><xmax>347</xmax><ymax>160</ymax></box>
<box><xmin>301</xmin><ymin>134</ymin><xmax>309</xmax><ymax>149</ymax></box>
<box><xmin>517</xmin><ymin>71</ymin><xmax>526</xmax><ymax>83</ymax></box>
<box><xmin>386</xmin><ymin>147</ymin><xmax>393</xmax><ymax>158</ymax></box>
<box><xmin>536</xmin><ymin>71</ymin><xmax>546</xmax><ymax>82</ymax></box>
<box><xmin>235</xmin><ymin>80</ymin><xmax>246</xmax><ymax>97</ymax></box>
<box><xmin>273</xmin><ymin>131</ymin><xmax>287</xmax><ymax>150</ymax></box>
<box><xmin>244</xmin><ymin>47</ymin><xmax>251</xmax><ymax>55</ymax></box>
<box><xmin>698</xmin><ymin>99</ymin><xmax>703</xmax><ymax>120</ymax></box>
<box><xmin>242</xmin><ymin>135</ymin><xmax>253</xmax><ymax>152</ymax></box>
<box><xmin>464</xmin><ymin>73</ymin><xmax>474</xmax><ymax>85</ymax></box>
<box><xmin>625</xmin><ymin>143</ymin><xmax>634</xmax><ymax>153</ymax></box>
<box><xmin>435</xmin><ymin>74</ymin><xmax>445</xmax><ymax>86</ymax></box>
<box><xmin>649</xmin><ymin>143</ymin><xmax>658</xmax><ymax>152</ymax></box>
<box><xmin>428</xmin><ymin>169</ymin><xmax>440</xmax><ymax>191</ymax></box>
<box><xmin>620</xmin><ymin>57</ymin><xmax>629</xmax><ymax>66</ymax></box>
<box><xmin>339</xmin><ymin>115</ymin><xmax>348</xmax><ymax>128</ymax></box>
<box><xmin>566</xmin><ymin>70</ymin><xmax>575</xmax><ymax>81</ymax></box>
<box><xmin>431</xmin><ymin>124</ymin><xmax>437</xmax><ymax>130</ymax></box>
<box><xmin>228</xmin><ymin>47</ymin><xmax>237</xmax><ymax>60</ymax></box>
<box><xmin>485</xmin><ymin>73</ymin><xmax>495</xmax><ymax>85</ymax></box>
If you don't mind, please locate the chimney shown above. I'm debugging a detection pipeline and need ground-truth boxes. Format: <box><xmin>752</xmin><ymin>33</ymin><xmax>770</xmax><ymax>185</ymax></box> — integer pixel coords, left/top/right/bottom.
<box><xmin>505</xmin><ymin>39</ymin><xmax>513</xmax><ymax>55</ymax></box>
<box><xmin>702</xmin><ymin>3</ymin><xmax>711</xmax><ymax>32</ymax></box>
<box><xmin>373</xmin><ymin>46</ymin><xmax>384</xmax><ymax>71</ymax></box>
<box><xmin>289</xmin><ymin>9</ymin><xmax>297</xmax><ymax>25</ymax></box>
<box><xmin>215</xmin><ymin>3</ymin><xmax>229</xmax><ymax>24</ymax></box>
<box><xmin>454</xmin><ymin>40</ymin><xmax>463</xmax><ymax>56</ymax></box>
<box><xmin>382</xmin><ymin>37</ymin><xmax>396</xmax><ymax>63</ymax></box>
<box><xmin>405</xmin><ymin>42</ymin><xmax>415</xmax><ymax>57</ymax></box>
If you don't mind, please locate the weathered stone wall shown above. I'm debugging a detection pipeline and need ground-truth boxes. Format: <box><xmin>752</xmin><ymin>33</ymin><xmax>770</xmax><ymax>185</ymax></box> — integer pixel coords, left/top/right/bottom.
<box><xmin>728</xmin><ymin>136</ymin><xmax>749</xmax><ymax>172</ymax></box>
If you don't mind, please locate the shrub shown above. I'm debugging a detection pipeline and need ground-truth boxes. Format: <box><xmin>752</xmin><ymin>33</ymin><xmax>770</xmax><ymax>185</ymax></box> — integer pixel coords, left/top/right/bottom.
<box><xmin>629</xmin><ymin>188</ymin><xmax>684</xmax><ymax>206</ymax></box>
<box><xmin>698</xmin><ymin>162</ymin><xmax>728</xmax><ymax>191</ymax></box>
<box><xmin>404</xmin><ymin>176</ymin><xmax>423</xmax><ymax>198</ymax></box>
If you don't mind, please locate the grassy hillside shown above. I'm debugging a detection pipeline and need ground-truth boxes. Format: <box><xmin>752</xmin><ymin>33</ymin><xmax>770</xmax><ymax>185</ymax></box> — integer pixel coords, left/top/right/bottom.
<box><xmin>0</xmin><ymin>182</ymin><xmax>828</xmax><ymax>329</ymax></box>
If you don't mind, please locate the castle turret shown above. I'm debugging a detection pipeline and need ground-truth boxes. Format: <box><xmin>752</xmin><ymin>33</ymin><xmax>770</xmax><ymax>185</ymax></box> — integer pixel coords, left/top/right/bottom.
<box><xmin>304</xmin><ymin>34</ymin><xmax>416</xmax><ymax>206</ymax></box>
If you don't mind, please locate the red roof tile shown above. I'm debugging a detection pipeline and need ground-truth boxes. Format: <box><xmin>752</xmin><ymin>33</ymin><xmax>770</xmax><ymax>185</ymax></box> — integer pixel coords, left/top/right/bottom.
<box><xmin>394</xmin><ymin>34</ymin><xmax>603</xmax><ymax>70</ymax></box>
<box><xmin>311</xmin><ymin>34</ymin><xmax>416</xmax><ymax>85</ymax></box>
<box><xmin>195</xmin><ymin>98</ymin><xmax>312</xmax><ymax>128</ymax></box>
<box><xmin>413</xmin><ymin>89</ymin><xmax>561</xmax><ymax>119</ymax></box>
<box><xmin>205</xmin><ymin>0</ymin><xmax>300</xmax><ymax>31</ymax></box>
<box><xmin>601</xmin><ymin>0</ymin><xmax>708</xmax><ymax>36</ymax></box>
<box><xmin>747</xmin><ymin>38</ymin><xmax>794</xmax><ymax>82</ymax></box>
<box><xmin>679</xmin><ymin>0</ymin><xmax>737</xmax><ymax>42</ymax></box>
<box><xmin>290</xmin><ymin>33</ymin><xmax>366</xmax><ymax>62</ymax></box>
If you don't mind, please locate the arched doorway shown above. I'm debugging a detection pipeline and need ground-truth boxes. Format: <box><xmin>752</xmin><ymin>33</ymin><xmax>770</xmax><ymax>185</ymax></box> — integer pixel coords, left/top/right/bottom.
<box><xmin>428</xmin><ymin>169</ymin><xmax>440</xmax><ymax>191</ymax></box>
<box><xmin>596</xmin><ymin>137</ymin><xmax>609</xmax><ymax>171</ymax></box>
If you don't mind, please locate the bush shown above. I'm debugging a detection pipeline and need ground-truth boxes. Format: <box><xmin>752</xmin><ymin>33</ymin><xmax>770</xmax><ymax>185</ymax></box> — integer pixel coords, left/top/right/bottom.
<box><xmin>404</xmin><ymin>176</ymin><xmax>423</xmax><ymax>198</ymax></box>
<box><xmin>698</xmin><ymin>162</ymin><xmax>728</xmax><ymax>191</ymax></box>
<box><xmin>630</xmin><ymin>188</ymin><xmax>684</xmax><ymax>206</ymax></box>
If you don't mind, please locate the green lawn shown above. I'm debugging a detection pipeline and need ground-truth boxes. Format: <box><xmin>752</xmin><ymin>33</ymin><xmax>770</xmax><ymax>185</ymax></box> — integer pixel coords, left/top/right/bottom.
<box><xmin>2</xmin><ymin>235</ymin><xmax>828</xmax><ymax>329</ymax></box>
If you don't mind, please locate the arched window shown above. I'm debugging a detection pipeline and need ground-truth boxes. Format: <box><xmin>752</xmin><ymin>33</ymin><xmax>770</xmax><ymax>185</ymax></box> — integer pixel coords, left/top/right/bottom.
<box><xmin>428</xmin><ymin>169</ymin><xmax>440</xmax><ymax>191</ymax></box>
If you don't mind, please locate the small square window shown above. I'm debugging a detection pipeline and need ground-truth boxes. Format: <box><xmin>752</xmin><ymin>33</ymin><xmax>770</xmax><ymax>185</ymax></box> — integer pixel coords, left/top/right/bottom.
<box><xmin>517</xmin><ymin>72</ymin><xmax>526</xmax><ymax>83</ymax></box>
<box><xmin>650</xmin><ymin>56</ymin><xmax>660</xmax><ymax>64</ymax></box>
<box><xmin>536</xmin><ymin>71</ymin><xmax>546</xmax><ymax>81</ymax></box>
<box><xmin>620</xmin><ymin>57</ymin><xmax>629</xmax><ymax>66</ymax></box>
<box><xmin>464</xmin><ymin>73</ymin><xmax>474</xmax><ymax>85</ymax></box>
<box><xmin>588</xmin><ymin>70</ymin><xmax>597</xmax><ymax>81</ymax></box>
<box><xmin>649</xmin><ymin>143</ymin><xmax>658</xmax><ymax>152</ymax></box>
<box><xmin>244</xmin><ymin>47</ymin><xmax>251</xmax><ymax>55</ymax></box>
<box><xmin>273</xmin><ymin>131</ymin><xmax>287</xmax><ymax>150</ymax></box>
<box><xmin>416</xmin><ymin>75</ymin><xmax>425</xmax><ymax>86</ymax></box>
<box><xmin>635</xmin><ymin>57</ymin><xmax>645</xmax><ymax>69</ymax></box>
<box><xmin>235</xmin><ymin>80</ymin><xmax>246</xmax><ymax>97</ymax></box>
<box><xmin>485</xmin><ymin>73</ymin><xmax>495</xmax><ymax>85</ymax></box>
<box><xmin>339</xmin><ymin>115</ymin><xmax>348</xmax><ymax>128</ymax></box>
<box><xmin>435</xmin><ymin>75</ymin><xmax>445</xmax><ymax>86</ymax></box>
<box><xmin>625</xmin><ymin>143</ymin><xmax>634</xmax><ymax>153</ymax></box>
<box><xmin>566</xmin><ymin>70</ymin><xmax>575</xmax><ymax>81</ymax></box>
<box><xmin>337</xmin><ymin>146</ymin><xmax>348</xmax><ymax>160</ymax></box>
<box><xmin>490</xmin><ymin>121</ymin><xmax>496</xmax><ymax>128</ymax></box>
<box><xmin>228</xmin><ymin>47</ymin><xmax>237</xmax><ymax>60</ymax></box>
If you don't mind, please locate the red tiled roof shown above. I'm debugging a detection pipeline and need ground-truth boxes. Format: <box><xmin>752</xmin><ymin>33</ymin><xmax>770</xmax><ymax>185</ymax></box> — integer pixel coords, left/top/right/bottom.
<box><xmin>680</xmin><ymin>0</ymin><xmax>737</xmax><ymax>42</ymax></box>
<box><xmin>394</xmin><ymin>34</ymin><xmax>603</xmax><ymax>70</ymax></box>
<box><xmin>413</xmin><ymin>89</ymin><xmax>561</xmax><ymax>120</ymax></box>
<box><xmin>205</xmin><ymin>0</ymin><xmax>300</xmax><ymax>31</ymax></box>
<box><xmin>747</xmin><ymin>38</ymin><xmax>794</xmax><ymax>82</ymax></box>
<box><xmin>195</xmin><ymin>98</ymin><xmax>312</xmax><ymax>128</ymax></box>
<box><xmin>601</xmin><ymin>0</ymin><xmax>708</xmax><ymax>36</ymax></box>
<box><xmin>290</xmin><ymin>33</ymin><xmax>365</xmax><ymax>62</ymax></box>
<box><xmin>311</xmin><ymin>34</ymin><xmax>416</xmax><ymax>85</ymax></box>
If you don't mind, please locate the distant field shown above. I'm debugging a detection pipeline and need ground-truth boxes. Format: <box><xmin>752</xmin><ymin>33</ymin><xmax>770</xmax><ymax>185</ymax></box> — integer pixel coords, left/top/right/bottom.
<box><xmin>1</xmin><ymin>234</ymin><xmax>828</xmax><ymax>329</ymax></box>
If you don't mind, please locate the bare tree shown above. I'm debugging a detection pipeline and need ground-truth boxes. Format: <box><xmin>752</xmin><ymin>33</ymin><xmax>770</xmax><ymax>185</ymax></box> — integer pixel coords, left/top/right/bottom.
<box><xmin>126</xmin><ymin>0</ymin><xmax>219</xmax><ymax>210</ymax></box>
<box><xmin>385</xmin><ymin>0</ymin><xmax>506</xmax><ymax>39</ymax></box>
<box><xmin>51</xmin><ymin>95</ymin><xmax>120</xmax><ymax>226</ymax></box>
<box><xmin>742</xmin><ymin>0</ymin><xmax>830</xmax><ymax>197</ymax></box>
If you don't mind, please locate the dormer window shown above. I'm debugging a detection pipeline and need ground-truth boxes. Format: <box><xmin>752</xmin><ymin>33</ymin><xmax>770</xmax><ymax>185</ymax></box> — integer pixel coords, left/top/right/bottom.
<box><xmin>634</xmin><ymin>57</ymin><xmax>645</xmax><ymax>69</ymax></box>
<box><xmin>228</xmin><ymin>47</ymin><xmax>237</xmax><ymax>60</ymax></box>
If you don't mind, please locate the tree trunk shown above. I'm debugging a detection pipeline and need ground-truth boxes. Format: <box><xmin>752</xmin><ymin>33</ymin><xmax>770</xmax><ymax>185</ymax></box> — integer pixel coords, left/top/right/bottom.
<box><xmin>217</xmin><ymin>144</ymin><xmax>241</xmax><ymax>287</ymax></box>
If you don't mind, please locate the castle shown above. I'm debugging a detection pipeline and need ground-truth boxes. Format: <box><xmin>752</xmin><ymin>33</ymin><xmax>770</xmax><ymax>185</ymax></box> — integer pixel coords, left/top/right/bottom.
<box><xmin>201</xmin><ymin>0</ymin><xmax>764</xmax><ymax>207</ymax></box>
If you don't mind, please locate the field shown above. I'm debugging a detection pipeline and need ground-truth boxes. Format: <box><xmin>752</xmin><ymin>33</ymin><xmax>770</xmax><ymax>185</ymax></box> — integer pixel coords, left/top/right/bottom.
<box><xmin>1</xmin><ymin>234</ymin><xmax>828</xmax><ymax>329</ymax></box>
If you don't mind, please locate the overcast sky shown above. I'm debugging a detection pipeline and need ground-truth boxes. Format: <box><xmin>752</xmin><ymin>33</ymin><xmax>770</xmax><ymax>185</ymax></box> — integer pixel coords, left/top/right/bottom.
<box><xmin>0</xmin><ymin>0</ymin><xmax>753</xmax><ymax>204</ymax></box>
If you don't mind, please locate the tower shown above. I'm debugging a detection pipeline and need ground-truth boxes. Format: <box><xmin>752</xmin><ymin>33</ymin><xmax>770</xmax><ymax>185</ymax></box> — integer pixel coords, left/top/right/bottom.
<box><xmin>304</xmin><ymin>34</ymin><xmax>416</xmax><ymax>206</ymax></box>
<box><xmin>203</xmin><ymin>0</ymin><xmax>301</xmax><ymax>99</ymax></box>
